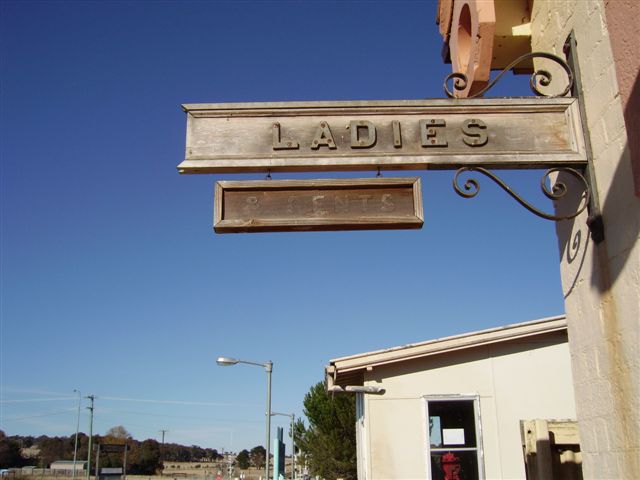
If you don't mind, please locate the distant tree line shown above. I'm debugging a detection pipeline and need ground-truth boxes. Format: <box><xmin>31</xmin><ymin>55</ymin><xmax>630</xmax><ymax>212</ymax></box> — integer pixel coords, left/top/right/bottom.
<box><xmin>3</xmin><ymin>379</ymin><xmax>358</xmax><ymax>480</ymax></box>
<box><xmin>0</xmin><ymin>428</ymin><xmax>222</xmax><ymax>474</ymax></box>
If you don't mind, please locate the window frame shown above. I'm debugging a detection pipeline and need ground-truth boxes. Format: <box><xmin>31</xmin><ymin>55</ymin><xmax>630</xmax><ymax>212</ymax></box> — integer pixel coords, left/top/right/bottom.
<box><xmin>355</xmin><ymin>392</ymin><xmax>367</xmax><ymax>480</ymax></box>
<box><xmin>423</xmin><ymin>394</ymin><xmax>485</xmax><ymax>480</ymax></box>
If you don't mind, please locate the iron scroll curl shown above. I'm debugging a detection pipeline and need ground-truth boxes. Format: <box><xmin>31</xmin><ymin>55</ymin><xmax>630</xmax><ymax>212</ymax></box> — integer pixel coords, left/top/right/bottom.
<box><xmin>453</xmin><ymin>167</ymin><xmax>590</xmax><ymax>221</ymax></box>
<box><xmin>444</xmin><ymin>52</ymin><xmax>574</xmax><ymax>98</ymax></box>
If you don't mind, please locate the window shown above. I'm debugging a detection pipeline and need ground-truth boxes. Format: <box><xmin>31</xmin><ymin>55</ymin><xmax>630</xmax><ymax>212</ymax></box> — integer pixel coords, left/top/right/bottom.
<box><xmin>425</xmin><ymin>396</ymin><xmax>483</xmax><ymax>480</ymax></box>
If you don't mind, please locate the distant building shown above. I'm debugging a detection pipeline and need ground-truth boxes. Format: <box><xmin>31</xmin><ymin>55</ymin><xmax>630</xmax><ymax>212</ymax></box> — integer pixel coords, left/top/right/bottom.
<box><xmin>20</xmin><ymin>446</ymin><xmax>40</xmax><ymax>460</ymax></box>
<box><xmin>50</xmin><ymin>461</ymin><xmax>86</xmax><ymax>473</ymax></box>
<box><xmin>325</xmin><ymin>315</ymin><xmax>579</xmax><ymax>479</ymax></box>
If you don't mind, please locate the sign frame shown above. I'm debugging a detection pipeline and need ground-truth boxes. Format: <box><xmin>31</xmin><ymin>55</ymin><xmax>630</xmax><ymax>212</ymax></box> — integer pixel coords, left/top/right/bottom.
<box><xmin>214</xmin><ymin>177</ymin><xmax>424</xmax><ymax>233</ymax></box>
<box><xmin>179</xmin><ymin>98</ymin><xmax>587</xmax><ymax>174</ymax></box>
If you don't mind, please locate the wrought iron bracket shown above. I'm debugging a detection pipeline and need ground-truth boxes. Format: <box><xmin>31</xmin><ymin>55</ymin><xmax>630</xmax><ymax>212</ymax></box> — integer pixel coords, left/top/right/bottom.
<box><xmin>453</xmin><ymin>167</ymin><xmax>589</xmax><ymax>221</ymax></box>
<box><xmin>444</xmin><ymin>52</ymin><xmax>574</xmax><ymax>99</ymax></box>
<box><xmin>444</xmin><ymin>42</ymin><xmax>604</xmax><ymax>243</ymax></box>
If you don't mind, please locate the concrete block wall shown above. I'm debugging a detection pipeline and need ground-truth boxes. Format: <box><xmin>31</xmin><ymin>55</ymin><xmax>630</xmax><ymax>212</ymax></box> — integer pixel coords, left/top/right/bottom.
<box><xmin>530</xmin><ymin>1</ymin><xmax>639</xmax><ymax>478</ymax></box>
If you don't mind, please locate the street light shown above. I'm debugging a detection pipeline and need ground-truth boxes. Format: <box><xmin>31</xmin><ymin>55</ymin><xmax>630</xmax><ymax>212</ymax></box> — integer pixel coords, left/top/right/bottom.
<box><xmin>72</xmin><ymin>390</ymin><xmax>81</xmax><ymax>480</ymax></box>
<box><xmin>270</xmin><ymin>412</ymin><xmax>295</xmax><ymax>480</ymax></box>
<box><xmin>216</xmin><ymin>356</ymin><xmax>273</xmax><ymax>480</ymax></box>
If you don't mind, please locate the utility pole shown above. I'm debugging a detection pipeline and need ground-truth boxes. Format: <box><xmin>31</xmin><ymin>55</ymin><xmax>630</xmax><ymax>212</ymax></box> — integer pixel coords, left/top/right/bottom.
<box><xmin>72</xmin><ymin>390</ymin><xmax>82</xmax><ymax>480</ymax></box>
<box><xmin>290</xmin><ymin>414</ymin><xmax>295</xmax><ymax>480</ymax></box>
<box><xmin>159</xmin><ymin>430</ymin><xmax>168</xmax><ymax>473</ymax></box>
<box><xmin>265</xmin><ymin>361</ymin><xmax>272</xmax><ymax>480</ymax></box>
<box><xmin>86</xmin><ymin>395</ymin><xmax>95</xmax><ymax>480</ymax></box>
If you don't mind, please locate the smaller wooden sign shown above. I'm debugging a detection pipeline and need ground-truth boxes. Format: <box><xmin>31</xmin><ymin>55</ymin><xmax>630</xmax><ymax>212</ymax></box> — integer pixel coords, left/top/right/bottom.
<box><xmin>214</xmin><ymin>177</ymin><xmax>423</xmax><ymax>233</ymax></box>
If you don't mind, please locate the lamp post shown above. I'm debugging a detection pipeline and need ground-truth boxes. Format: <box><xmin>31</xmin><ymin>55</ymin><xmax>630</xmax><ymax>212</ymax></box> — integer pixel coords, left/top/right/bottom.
<box><xmin>217</xmin><ymin>357</ymin><xmax>272</xmax><ymax>480</ymax></box>
<box><xmin>270</xmin><ymin>412</ymin><xmax>295</xmax><ymax>480</ymax></box>
<box><xmin>72</xmin><ymin>390</ymin><xmax>82</xmax><ymax>480</ymax></box>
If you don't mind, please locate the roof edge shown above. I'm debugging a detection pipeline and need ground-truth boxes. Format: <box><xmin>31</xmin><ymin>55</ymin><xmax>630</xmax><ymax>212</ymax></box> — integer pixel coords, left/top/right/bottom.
<box><xmin>329</xmin><ymin>315</ymin><xmax>567</xmax><ymax>374</ymax></box>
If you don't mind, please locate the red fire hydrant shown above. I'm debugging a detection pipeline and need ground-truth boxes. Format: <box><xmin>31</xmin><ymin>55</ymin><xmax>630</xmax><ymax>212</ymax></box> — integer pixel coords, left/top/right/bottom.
<box><xmin>442</xmin><ymin>452</ymin><xmax>462</xmax><ymax>480</ymax></box>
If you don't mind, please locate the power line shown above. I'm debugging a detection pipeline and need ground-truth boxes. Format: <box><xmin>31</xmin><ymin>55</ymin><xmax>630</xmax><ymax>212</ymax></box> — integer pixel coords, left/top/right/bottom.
<box><xmin>99</xmin><ymin>396</ymin><xmax>256</xmax><ymax>408</ymax></box>
<box><xmin>104</xmin><ymin>409</ymin><xmax>262</xmax><ymax>424</ymax></box>
<box><xmin>3</xmin><ymin>407</ymin><xmax>261</xmax><ymax>431</ymax></box>
<box><xmin>2</xmin><ymin>394</ymin><xmax>259</xmax><ymax>409</ymax></box>
<box><xmin>1</xmin><ymin>397</ymin><xmax>77</xmax><ymax>403</ymax></box>
<box><xmin>3</xmin><ymin>408</ymin><xmax>76</xmax><ymax>421</ymax></box>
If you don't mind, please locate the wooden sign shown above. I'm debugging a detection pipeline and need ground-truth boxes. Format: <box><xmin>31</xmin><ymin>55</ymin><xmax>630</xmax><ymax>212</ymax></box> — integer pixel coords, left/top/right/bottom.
<box><xmin>179</xmin><ymin>98</ymin><xmax>586</xmax><ymax>174</ymax></box>
<box><xmin>97</xmin><ymin>444</ymin><xmax>129</xmax><ymax>453</ymax></box>
<box><xmin>214</xmin><ymin>178</ymin><xmax>423</xmax><ymax>233</ymax></box>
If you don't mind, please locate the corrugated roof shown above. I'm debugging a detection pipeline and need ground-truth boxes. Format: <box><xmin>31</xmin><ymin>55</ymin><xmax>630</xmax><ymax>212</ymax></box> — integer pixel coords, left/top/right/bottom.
<box><xmin>326</xmin><ymin>315</ymin><xmax>567</xmax><ymax>386</ymax></box>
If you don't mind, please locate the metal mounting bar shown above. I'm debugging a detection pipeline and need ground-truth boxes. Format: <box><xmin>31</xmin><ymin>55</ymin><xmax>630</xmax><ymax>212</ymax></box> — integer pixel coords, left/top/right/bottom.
<box><xmin>564</xmin><ymin>32</ymin><xmax>605</xmax><ymax>243</ymax></box>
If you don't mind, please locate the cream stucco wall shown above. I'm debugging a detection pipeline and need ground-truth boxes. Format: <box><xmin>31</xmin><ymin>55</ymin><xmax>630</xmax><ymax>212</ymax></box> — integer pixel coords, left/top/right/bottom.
<box><xmin>359</xmin><ymin>333</ymin><xmax>575</xmax><ymax>479</ymax></box>
<box><xmin>529</xmin><ymin>1</ymin><xmax>640</xmax><ymax>478</ymax></box>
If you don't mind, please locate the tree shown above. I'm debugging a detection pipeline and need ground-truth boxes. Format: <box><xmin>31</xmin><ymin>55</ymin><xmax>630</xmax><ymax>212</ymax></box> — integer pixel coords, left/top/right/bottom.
<box><xmin>105</xmin><ymin>426</ymin><xmax>132</xmax><ymax>442</ymax></box>
<box><xmin>129</xmin><ymin>439</ymin><xmax>161</xmax><ymax>475</ymax></box>
<box><xmin>190</xmin><ymin>445</ymin><xmax>206</xmax><ymax>461</ymax></box>
<box><xmin>236</xmin><ymin>450</ymin><xmax>250</xmax><ymax>470</ymax></box>
<box><xmin>37</xmin><ymin>436</ymin><xmax>66</xmax><ymax>467</ymax></box>
<box><xmin>1</xmin><ymin>432</ymin><xmax>228</xmax><ymax>473</ymax></box>
<box><xmin>0</xmin><ymin>431</ymin><xmax>25</xmax><ymax>468</ymax></box>
<box><xmin>249</xmin><ymin>445</ymin><xmax>265</xmax><ymax>469</ymax></box>
<box><xmin>75</xmin><ymin>433</ymin><xmax>89</xmax><ymax>464</ymax></box>
<box><xmin>204</xmin><ymin>448</ymin><xmax>221</xmax><ymax>461</ymax></box>
<box><xmin>295</xmin><ymin>382</ymin><xmax>357</xmax><ymax>480</ymax></box>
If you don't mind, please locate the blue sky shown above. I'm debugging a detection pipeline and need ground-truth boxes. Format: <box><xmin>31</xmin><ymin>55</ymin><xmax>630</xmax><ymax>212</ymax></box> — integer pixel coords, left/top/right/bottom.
<box><xmin>1</xmin><ymin>1</ymin><xmax>565</xmax><ymax>453</ymax></box>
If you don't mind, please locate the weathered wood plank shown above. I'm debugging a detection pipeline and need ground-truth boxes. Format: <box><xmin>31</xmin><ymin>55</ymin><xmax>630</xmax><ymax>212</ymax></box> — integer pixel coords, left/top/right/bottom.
<box><xmin>214</xmin><ymin>177</ymin><xmax>423</xmax><ymax>233</ymax></box>
<box><xmin>179</xmin><ymin>98</ymin><xmax>586</xmax><ymax>174</ymax></box>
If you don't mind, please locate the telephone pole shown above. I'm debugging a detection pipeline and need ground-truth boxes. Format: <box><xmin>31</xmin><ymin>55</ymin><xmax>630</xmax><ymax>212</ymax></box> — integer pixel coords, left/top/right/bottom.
<box><xmin>86</xmin><ymin>395</ymin><xmax>95</xmax><ymax>480</ymax></box>
<box><xmin>72</xmin><ymin>390</ymin><xmax>82</xmax><ymax>480</ymax></box>
<box><xmin>159</xmin><ymin>430</ymin><xmax>168</xmax><ymax>472</ymax></box>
